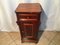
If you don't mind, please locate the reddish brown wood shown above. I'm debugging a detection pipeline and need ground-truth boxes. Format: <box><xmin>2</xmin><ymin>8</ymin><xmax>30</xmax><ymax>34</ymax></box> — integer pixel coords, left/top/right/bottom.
<box><xmin>15</xmin><ymin>3</ymin><xmax>42</xmax><ymax>43</ymax></box>
<box><xmin>15</xmin><ymin>3</ymin><xmax>42</xmax><ymax>13</ymax></box>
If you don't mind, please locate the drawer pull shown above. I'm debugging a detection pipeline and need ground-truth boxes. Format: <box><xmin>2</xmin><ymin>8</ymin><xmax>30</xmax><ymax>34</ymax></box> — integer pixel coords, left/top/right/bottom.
<box><xmin>22</xmin><ymin>31</ymin><xmax>24</xmax><ymax>32</ymax></box>
<box><xmin>27</xmin><ymin>17</ymin><xmax>30</xmax><ymax>19</ymax></box>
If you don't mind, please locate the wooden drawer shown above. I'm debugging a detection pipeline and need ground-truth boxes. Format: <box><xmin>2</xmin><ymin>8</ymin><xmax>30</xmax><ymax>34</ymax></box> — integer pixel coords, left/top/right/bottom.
<box><xmin>18</xmin><ymin>14</ymin><xmax>38</xmax><ymax>19</ymax></box>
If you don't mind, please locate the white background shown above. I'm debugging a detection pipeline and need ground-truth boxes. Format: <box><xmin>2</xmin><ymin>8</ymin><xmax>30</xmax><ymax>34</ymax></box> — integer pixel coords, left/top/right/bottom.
<box><xmin>0</xmin><ymin>0</ymin><xmax>60</xmax><ymax>32</ymax></box>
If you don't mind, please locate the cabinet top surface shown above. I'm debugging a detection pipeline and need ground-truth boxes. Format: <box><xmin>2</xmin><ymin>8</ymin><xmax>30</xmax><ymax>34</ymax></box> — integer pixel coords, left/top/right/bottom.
<box><xmin>15</xmin><ymin>3</ymin><xmax>42</xmax><ymax>13</ymax></box>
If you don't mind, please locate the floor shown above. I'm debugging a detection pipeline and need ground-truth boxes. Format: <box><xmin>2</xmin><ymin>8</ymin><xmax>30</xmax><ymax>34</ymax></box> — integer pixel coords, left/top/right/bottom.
<box><xmin>0</xmin><ymin>31</ymin><xmax>60</xmax><ymax>45</ymax></box>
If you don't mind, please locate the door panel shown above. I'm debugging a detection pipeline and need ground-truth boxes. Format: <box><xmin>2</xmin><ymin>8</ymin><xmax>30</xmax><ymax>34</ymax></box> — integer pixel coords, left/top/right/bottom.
<box><xmin>23</xmin><ymin>24</ymin><xmax>33</xmax><ymax>38</ymax></box>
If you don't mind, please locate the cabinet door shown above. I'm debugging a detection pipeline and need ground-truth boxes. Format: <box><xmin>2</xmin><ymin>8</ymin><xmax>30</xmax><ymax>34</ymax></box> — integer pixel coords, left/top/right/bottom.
<box><xmin>17</xmin><ymin>20</ymin><xmax>39</xmax><ymax>38</ymax></box>
<box><xmin>23</xmin><ymin>23</ymin><xmax>34</xmax><ymax>38</ymax></box>
<box><xmin>22</xmin><ymin>21</ymin><xmax>38</xmax><ymax>38</ymax></box>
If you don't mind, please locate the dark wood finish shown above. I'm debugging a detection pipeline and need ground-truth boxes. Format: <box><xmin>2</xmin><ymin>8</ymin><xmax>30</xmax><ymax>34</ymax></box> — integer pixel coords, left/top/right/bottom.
<box><xmin>15</xmin><ymin>3</ymin><xmax>42</xmax><ymax>43</ymax></box>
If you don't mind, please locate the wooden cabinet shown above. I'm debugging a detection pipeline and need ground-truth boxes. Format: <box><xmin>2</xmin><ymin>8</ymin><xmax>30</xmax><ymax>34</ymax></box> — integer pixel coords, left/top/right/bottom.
<box><xmin>15</xmin><ymin>3</ymin><xmax>42</xmax><ymax>43</ymax></box>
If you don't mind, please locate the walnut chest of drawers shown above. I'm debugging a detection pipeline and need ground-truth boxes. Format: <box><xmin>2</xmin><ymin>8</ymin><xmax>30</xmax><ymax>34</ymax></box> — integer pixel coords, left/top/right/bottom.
<box><xmin>15</xmin><ymin>3</ymin><xmax>42</xmax><ymax>43</ymax></box>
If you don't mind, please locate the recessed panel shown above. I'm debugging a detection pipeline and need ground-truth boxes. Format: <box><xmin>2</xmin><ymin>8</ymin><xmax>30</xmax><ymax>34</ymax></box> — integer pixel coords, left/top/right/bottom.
<box><xmin>23</xmin><ymin>24</ymin><xmax>33</xmax><ymax>38</ymax></box>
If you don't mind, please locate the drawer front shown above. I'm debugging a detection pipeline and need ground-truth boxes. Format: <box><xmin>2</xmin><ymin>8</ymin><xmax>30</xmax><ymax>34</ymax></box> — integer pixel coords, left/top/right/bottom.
<box><xmin>19</xmin><ymin>16</ymin><xmax>38</xmax><ymax>19</ymax></box>
<box><xmin>18</xmin><ymin>14</ymin><xmax>38</xmax><ymax>19</ymax></box>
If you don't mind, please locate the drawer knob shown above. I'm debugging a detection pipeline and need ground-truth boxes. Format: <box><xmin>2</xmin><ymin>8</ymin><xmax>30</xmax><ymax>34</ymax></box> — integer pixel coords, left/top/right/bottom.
<box><xmin>22</xmin><ymin>31</ymin><xmax>24</xmax><ymax>32</ymax></box>
<box><xmin>27</xmin><ymin>17</ymin><xmax>30</xmax><ymax>19</ymax></box>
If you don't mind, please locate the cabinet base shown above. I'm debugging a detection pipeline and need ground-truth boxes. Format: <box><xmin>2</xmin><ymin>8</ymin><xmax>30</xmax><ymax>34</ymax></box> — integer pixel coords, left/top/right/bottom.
<box><xmin>21</xmin><ymin>38</ymin><xmax>38</xmax><ymax>43</ymax></box>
